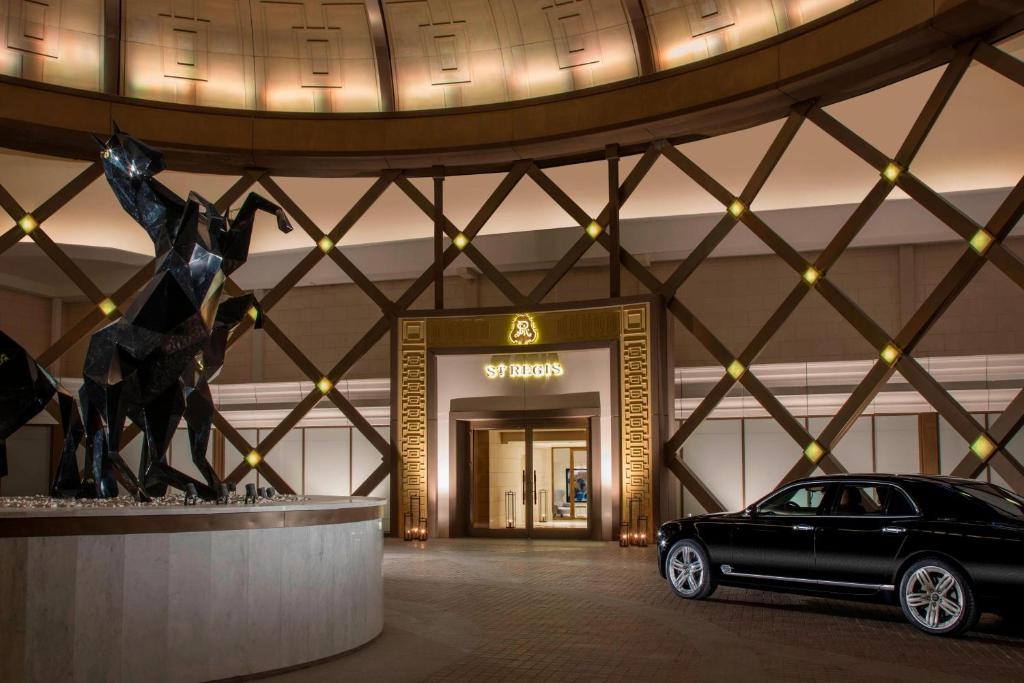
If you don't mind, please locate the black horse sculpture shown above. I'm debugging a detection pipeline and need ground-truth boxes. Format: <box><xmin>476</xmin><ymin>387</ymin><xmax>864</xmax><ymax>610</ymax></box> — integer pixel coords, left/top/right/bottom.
<box><xmin>0</xmin><ymin>330</ymin><xmax>83</xmax><ymax>496</ymax></box>
<box><xmin>77</xmin><ymin>125</ymin><xmax>291</xmax><ymax>501</ymax></box>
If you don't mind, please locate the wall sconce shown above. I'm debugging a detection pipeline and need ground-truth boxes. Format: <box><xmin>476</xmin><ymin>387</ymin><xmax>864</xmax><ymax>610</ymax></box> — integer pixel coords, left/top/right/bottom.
<box><xmin>882</xmin><ymin>162</ymin><xmax>902</xmax><ymax>183</ymax></box>
<box><xmin>316</xmin><ymin>377</ymin><xmax>333</xmax><ymax>395</ymax></box>
<box><xmin>971</xmin><ymin>433</ymin><xmax>996</xmax><ymax>460</ymax></box>
<box><xmin>726</xmin><ymin>360</ymin><xmax>746</xmax><ymax>380</ymax></box>
<box><xmin>585</xmin><ymin>221</ymin><xmax>602</xmax><ymax>239</ymax></box>
<box><xmin>802</xmin><ymin>266</ymin><xmax>821</xmax><ymax>286</ymax></box>
<box><xmin>317</xmin><ymin>235</ymin><xmax>334</xmax><ymax>253</ymax></box>
<box><xmin>969</xmin><ymin>229</ymin><xmax>993</xmax><ymax>255</ymax></box>
<box><xmin>804</xmin><ymin>441</ymin><xmax>825</xmax><ymax>464</ymax></box>
<box><xmin>452</xmin><ymin>232</ymin><xmax>469</xmax><ymax>250</ymax></box>
<box><xmin>98</xmin><ymin>298</ymin><xmax>117</xmax><ymax>316</ymax></box>
<box><xmin>18</xmin><ymin>213</ymin><xmax>38</xmax><ymax>234</ymax></box>
<box><xmin>728</xmin><ymin>199</ymin><xmax>746</xmax><ymax>218</ymax></box>
<box><xmin>505</xmin><ymin>490</ymin><xmax>516</xmax><ymax>529</ymax></box>
<box><xmin>880</xmin><ymin>343</ymin><xmax>901</xmax><ymax>366</ymax></box>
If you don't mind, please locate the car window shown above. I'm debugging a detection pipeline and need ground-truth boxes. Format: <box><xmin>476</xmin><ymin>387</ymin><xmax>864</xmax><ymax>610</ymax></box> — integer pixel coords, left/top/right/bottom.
<box><xmin>954</xmin><ymin>483</ymin><xmax>1024</xmax><ymax>520</ymax></box>
<box><xmin>758</xmin><ymin>484</ymin><xmax>828</xmax><ymax>516</ymax></box>
<box><xmin>885</xmin><ymin>487</ymin><xmax>918</xmax><ymax>516</ymax></box>
<box><xmin>833</xmin><ymin>484</ymin><xmax>884</xmax><ymax>515</ymax></box>
<box><xmin>830</xmin><ymin>484</ymin><xmax>916</xmax><ymax>516</ymax></box>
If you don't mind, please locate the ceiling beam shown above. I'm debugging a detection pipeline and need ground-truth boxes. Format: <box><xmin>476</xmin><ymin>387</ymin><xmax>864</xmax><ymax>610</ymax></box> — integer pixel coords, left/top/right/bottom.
<box><xmin>365</xmin><ymin>0</ymin><xmax>396</xmax><ymax>112</ymax></box>
<box><xmin>622</xmin><ymin>0</ymin><xmax>656</xmax><ymax>76</ymax></box>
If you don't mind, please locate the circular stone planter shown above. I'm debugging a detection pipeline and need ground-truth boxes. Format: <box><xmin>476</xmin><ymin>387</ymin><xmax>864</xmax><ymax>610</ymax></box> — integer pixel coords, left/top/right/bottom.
<box><xmin>0</xmin><ymin>496</ymin><xmax>384</xmax><ymax>682</ymax></box>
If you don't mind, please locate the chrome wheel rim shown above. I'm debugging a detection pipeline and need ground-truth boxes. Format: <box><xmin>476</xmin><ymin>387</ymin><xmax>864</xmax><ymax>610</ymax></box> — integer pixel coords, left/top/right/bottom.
<box><xmin>904</xmin><ymin>566</ymin><xmax>963</xmax><ymax>631</ymax></box>
<box><xmin>668</xmin><ymin>545</ymin><xmax>704</xmax><ymax>596</ymax></box>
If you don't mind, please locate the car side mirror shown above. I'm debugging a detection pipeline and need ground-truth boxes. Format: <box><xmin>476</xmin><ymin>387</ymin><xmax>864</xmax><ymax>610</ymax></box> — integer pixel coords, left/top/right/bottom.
<box><xmin>745</xmin><ymin>505</ymin><xmax>758</xmax><ymax>518</ymax></box>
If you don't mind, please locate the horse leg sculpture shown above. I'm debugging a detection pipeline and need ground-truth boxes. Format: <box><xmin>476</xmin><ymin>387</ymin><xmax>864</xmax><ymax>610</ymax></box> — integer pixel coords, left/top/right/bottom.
<box><xmin>78</xmin><ymin>381</ymin><xmax>119</xmax><ymax>498</ymax></box>
<box><xmin>50</xmin><ymin>390</ymin><xmax>84</xmax><ymax>498</ymax></box>
<box><xmin>216</xmin><ymin>192</ymin><xmax>292</xmax><ymax>275</ymax></box>
<box><xmin>139</xmin><ymin>381</ymin><xmax>214</xmax><ymax>500</ymax></box>
<box><xmin>183</xmin><ymin>381</ymin><xmax>219</xmax><ymax>494</ymax></box>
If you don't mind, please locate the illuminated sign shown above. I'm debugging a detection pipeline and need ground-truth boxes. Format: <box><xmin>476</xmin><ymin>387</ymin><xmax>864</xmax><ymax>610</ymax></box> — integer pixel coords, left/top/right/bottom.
<box><xmin>509</xmin><ymin>314</ymin><xmax>538</xmax><ymax>345</ymax></box>
<box><xmin>485</xmin><ymin>361</ymin><xmax>564</xmax><ymax>379</ymax></box>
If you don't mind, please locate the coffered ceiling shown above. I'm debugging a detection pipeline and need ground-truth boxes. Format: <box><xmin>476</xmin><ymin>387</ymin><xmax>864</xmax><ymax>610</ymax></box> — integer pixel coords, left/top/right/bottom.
<box><xmin>0</xmin><ymin>0</ymin><xmax>855</xmax><ymax>112</ymax></box>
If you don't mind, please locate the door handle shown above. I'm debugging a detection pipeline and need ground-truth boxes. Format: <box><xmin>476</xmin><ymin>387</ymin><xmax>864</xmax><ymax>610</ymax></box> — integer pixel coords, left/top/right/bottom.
<box><xmin>881</xmin><ymin>526</ymin><xmax>906</xmax><ymax>534</ymax></box>
<box><xmin>521</xmin><ymin>470</ymin><xmax>525</xmax><ymax>504</ymax></box>
<box><xmin>792</xmin><ymin>524</ymin><xmax>815</xmax><ymax>532</ymax></box>
<box><xmin>533</xmin><ymin>471</ymin><xmax>537</xmax><ymax>505</ymax></box>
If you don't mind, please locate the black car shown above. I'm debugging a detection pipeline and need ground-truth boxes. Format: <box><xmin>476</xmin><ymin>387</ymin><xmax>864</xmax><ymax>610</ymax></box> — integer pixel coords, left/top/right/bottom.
<box><xmin>657</xmin><ymin>474</ymin><xmax>1024</xmax><ymax>636</ymax></box>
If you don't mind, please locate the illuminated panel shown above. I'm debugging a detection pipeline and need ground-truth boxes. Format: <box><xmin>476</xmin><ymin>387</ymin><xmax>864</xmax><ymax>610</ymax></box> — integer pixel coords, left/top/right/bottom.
<box><xmin>124</xmin><ymin>0</ymin><xmax>249</xmax><ymax>108</ymax></box>
<box><xmin>384</xmin><ymin>0</ymin><xmax>506</xmax><ymax>109</ymax></box>
<box><xmin>0</xmin><ymin>0</ymin><xmax>861</xmax><ymax>112</ymax></box>
<box><xmin>385</xmin><ymin>0</ymin><xmax>637</xmax><ymax>109</ymax></box>
<box><xmin>646</xmin><ymin>0</ymin><xmax>856</xmax><ymax>71</ymax></box>
<box><xmin>254</xmin><ymin>0</ymin><xmax>381</xmax><ymax>112</ymax></box>
<box><xmin>0</xmin><ymin>0</ymin><xmax>102</xmax><ymax>90</ymax></box>
<box><xmin>513</xmin><ymin>0</ymin><xmax>637</xmax><ymax>99</ymax></box>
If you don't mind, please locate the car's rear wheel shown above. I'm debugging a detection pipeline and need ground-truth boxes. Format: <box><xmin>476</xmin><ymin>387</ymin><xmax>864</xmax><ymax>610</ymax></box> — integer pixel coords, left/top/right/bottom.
<box><xmin>665</xmin><ymin>539</ymin><xmax>715</xmax><ymax>600</ymax></box>
<box><xmin>898</xmin><ymin>559</ymin><xmax>978</xmax><ymax>636</ymax></box>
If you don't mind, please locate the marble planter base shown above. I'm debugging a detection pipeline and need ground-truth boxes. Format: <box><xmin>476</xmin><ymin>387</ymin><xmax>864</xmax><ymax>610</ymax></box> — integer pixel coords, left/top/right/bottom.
<box><xmin>0</xmin><ymin>498</ymin><xmax>384</xmax><ymax>682</ymax></box>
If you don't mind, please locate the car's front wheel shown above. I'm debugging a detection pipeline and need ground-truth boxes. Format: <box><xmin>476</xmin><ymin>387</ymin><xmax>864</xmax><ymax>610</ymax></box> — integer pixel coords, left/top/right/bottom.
<box><xmin>665</xmin><ymin>539</ymin><xmax>715</xmax><ymax>600</ymax></box>
<box><xmin>898</xmin><ymin>559</ymin><xmax>979</xmax><ymax>636</ymax></box>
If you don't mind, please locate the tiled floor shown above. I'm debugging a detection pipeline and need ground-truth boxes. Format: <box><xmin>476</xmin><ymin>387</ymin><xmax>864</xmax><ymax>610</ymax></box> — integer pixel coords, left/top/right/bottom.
<box><xmin>271</xmin><ymin>539</ymin><xmax>1024</xmax><ymax>682</ymax></box>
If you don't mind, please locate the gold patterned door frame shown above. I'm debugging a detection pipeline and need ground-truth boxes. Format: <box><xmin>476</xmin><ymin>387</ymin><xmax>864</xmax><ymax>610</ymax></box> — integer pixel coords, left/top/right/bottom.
<box><xmin>395</xmin><ymin>302</ymin><xmax>655</xmax><ymax>539</ymax></box>
<box><xmin>619</xmin><ymin>305</ymin><xmax>654</xmax><ymax>539</ymax></box>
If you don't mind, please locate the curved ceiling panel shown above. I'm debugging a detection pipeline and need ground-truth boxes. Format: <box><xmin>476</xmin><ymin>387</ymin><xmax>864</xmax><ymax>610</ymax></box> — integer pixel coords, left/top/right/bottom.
<box><xmin>0</xmin><ymin>0</ymin><xmax>855</xmax><ymax>113</ymax></box>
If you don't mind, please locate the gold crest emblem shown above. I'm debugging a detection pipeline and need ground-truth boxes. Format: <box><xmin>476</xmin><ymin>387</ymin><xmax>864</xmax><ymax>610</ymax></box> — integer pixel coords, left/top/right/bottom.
<box><xmin>509</xmin><ymin>314</ymin><xmax>538</xmax><ymax>345</ymax></box>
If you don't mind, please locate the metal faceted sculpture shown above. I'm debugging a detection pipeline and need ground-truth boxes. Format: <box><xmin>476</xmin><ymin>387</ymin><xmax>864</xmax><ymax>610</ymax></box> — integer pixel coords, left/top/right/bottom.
<box><xmin>0</xmin><ymin>331</ymin><xmax>83</xmax><ymax>495</ymax></box>
<box><xmin>78</xmin><ymin>124</ymin><xmax>292</xmax><ymax>501</ymax></box>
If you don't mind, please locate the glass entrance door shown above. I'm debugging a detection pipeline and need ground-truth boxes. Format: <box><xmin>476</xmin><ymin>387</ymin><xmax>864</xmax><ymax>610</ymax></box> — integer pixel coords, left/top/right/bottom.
<box><xmin>468</xmin><ymin>419</ymin><xmax>590</xmax><ymax>538</ymax></box>
<box><xmin>470</xmin><ymin>426</ymin><xmax>527</xmax><ymax>533</ymax></box>
<box><xmin>531</xmin><ymin>427</ymin><xmax>589</xmax><ymax>533</ymax></box>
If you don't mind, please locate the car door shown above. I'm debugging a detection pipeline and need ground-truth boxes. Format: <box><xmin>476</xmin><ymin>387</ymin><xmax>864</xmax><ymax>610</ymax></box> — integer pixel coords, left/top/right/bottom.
<box><xmin>813</xmin><ymin>482</ymin><xmax>918</xmax><ymax>589</ymax></box>
<box><xmin>724</xmin><ymin>482</ymin><xmax>832</xmax><ymax>582</ymax></box>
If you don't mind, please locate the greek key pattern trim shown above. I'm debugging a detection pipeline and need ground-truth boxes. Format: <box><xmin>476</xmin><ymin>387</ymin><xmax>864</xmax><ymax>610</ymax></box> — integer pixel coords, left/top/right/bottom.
<box><xmin>398</xmin><ymin>319</ymin><xmax>428</xmax><ymax>535</ymax></box>
<box><xmin>620</xmin><ymin>303</ymin><xmax>653</xmax><ymax>533</ymax></box>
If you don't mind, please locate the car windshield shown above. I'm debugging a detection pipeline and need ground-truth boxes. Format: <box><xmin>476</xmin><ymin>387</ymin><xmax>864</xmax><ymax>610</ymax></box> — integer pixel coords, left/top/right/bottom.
<box><xmin>954</xmin><ymin>482</ymin><xmax>1024</xmax><ymax>520</ymax></box>
<box><xmin>757</xmin><ymin>484</ymin><xmax>828</xmax><ymax>516</ymax></box>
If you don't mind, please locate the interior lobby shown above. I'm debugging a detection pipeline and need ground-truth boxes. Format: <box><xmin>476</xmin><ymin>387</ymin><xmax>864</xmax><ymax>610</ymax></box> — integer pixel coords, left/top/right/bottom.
<box><xmin>1</xmin><ymin>0</ymin><xmax>1023</xmax><ymax>680</ymax></box>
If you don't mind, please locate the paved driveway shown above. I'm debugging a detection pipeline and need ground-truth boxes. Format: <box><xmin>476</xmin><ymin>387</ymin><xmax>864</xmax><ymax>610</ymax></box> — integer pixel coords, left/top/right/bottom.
<box><xmin>272</xmin><ymin>539</ymin><xmax>1024</xmax><ymax>682</ymax></box>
